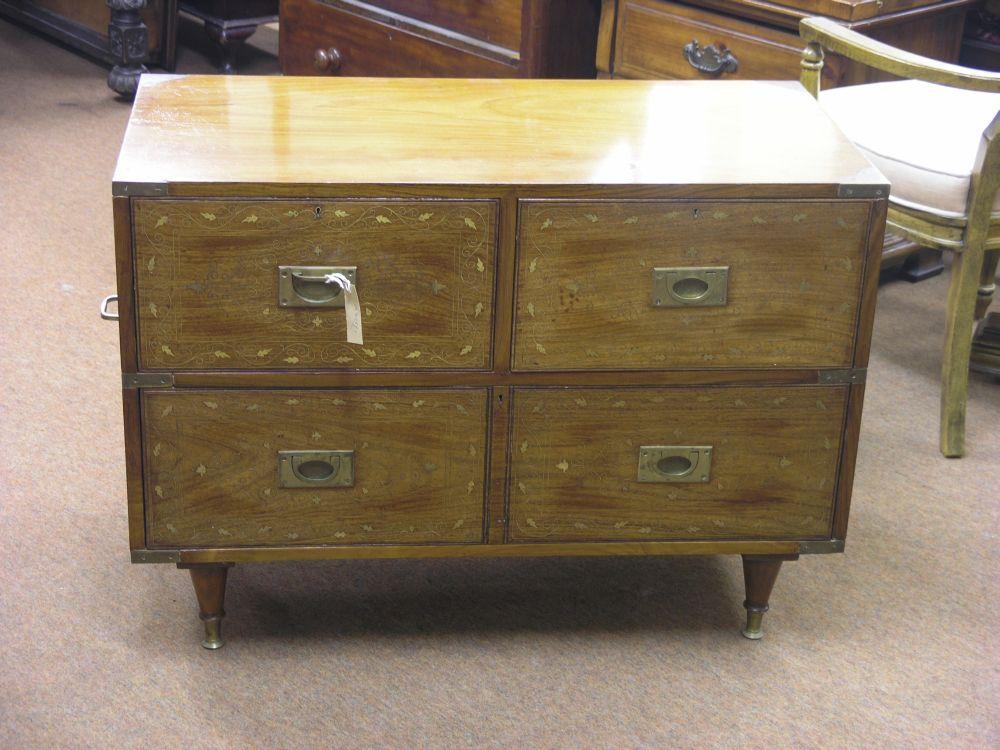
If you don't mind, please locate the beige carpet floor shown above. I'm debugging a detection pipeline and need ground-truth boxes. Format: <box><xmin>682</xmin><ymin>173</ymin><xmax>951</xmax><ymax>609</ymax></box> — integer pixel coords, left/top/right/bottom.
<box><xmin>1</xmin><ymin>16</ymin><xmax>998</xmax><ymax>750</ymax></box>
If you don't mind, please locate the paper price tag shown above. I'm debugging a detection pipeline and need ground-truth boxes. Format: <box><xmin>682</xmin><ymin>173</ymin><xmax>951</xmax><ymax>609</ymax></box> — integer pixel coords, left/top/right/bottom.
<box><xmin>324</xmin><ymin>272</ymin><xmax>364</xmax><ymax>345</ymax></box>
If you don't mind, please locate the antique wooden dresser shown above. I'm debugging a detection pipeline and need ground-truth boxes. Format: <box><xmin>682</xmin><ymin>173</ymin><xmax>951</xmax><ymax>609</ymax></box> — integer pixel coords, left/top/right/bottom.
<box><xmin>106</xmin><ymin>75</ymin><xmax>888</xmax><ymax>648</ymax></box>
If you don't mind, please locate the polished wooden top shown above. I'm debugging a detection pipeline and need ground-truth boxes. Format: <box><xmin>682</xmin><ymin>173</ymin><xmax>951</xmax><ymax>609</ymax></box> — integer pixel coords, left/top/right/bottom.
<box><xmin>114</xmin><ymin>75</ymin><xmax>885</xmax><ymax>193</ymax></box>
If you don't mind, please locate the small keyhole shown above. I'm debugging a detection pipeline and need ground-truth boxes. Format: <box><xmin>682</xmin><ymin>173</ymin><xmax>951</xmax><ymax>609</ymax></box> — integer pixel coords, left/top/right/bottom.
<box><xmin>314</xmin><ymin>206</ymin><xmax>323</xmax><ymax>218</ymax></box>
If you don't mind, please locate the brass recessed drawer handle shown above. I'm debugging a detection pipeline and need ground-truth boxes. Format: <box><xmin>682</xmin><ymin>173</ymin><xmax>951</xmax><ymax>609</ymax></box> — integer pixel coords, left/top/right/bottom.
<box><xmin>100</xmin><ymin>294</ymin><xmax>119</xmax><ymax>321</ymax></box>
<box><xmin>279</xmin><ymin>450</ymin><xmax>355</xmax><ymax>488</ymax></box>
<box><xmin>682</xmin><ymin>40</ymin><xmax>738</xmax><ymax>76</ymax></box>
<box><xmin>637</xmin><ymin>445</ymin><xmax>713</xmax><ymax>483</ymax></box>
<box><xmin>278</xmin><ymin>265</ymin><xmax>357</xmax><ymax>308</ymax></box>
<box><xmin>278</xmin><ymin>265</ymin><xmax>364</xmax><ymax>344</ymax></box>
<box><xmin>652</xmin><ymin>266</ymin><xmax>729</xmax><ymax>307</ymax></box>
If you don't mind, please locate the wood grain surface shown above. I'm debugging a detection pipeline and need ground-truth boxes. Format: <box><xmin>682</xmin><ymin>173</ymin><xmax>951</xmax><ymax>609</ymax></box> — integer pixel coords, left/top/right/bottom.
<box><xmin>113</xmin><ymin>76</ymin><xmax>886</xmax><ymax>191</ymax></box>
<box><xmin>142</xmin><ymin>389</ymin><xmax>489</xmax><ymax>547</ymax></box>
<box><xmin>514</xmin><ymin>200</ymin><xmax>870</xmax><ymax>370</ymax></box>
<box><xmin>508</xmin><ymin>386</ymin><xmax>846</xmax><ymax>541</ymax></box>
<box><xmin>133</xmin><ymin>199</ymin><xmax>497</xmax><ymax>370</ymax></box>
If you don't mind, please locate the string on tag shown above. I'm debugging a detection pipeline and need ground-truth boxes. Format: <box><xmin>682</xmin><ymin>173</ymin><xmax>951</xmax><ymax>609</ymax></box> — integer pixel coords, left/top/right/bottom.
<box><xmin>324</xmin><ymin>272</ymin><xmax>364</xmax><ymax>345</ymax></box>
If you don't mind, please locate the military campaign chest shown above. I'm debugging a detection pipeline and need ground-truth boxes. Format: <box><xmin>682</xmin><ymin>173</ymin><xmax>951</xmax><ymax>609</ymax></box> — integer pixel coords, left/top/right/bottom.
<box><xmin>107</xmin><ymin>75</ymin><xmax>887</xmax><ymax>647</ymax></box>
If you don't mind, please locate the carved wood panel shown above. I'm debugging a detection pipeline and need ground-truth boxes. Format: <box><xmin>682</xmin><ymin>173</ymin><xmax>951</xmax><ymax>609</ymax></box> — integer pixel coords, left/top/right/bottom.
<box><xmin>134</xmin><ymin>199</ymin><xmax>497</xmax><ymax>370</ymax></box>
<box><xmin>143</xmin><ymin>389</ymin><xmax>489</xmax><ymax>546</ymax></box>
<box><xmin>508</xmin><ymin>386</ymin><xmax>846</xmax><ymax>541</ymax></box>
<box><xmin>514</xmin><ymin>200</ymin><xmax>870</xmax><ymax>370</ymax></box>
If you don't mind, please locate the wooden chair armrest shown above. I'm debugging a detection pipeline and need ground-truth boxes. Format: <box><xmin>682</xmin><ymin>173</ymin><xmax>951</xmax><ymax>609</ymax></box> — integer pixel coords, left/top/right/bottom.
<box><xmin>800</xmin><ymin>17</ymin><xmax>1000</xmax><ymax>93</ymax></box>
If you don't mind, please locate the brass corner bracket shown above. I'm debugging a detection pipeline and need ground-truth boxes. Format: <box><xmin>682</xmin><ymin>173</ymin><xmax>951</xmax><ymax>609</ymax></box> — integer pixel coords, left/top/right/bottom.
<box><xmin>131</xmin><ymin>549</ymin><xmax>181</xmax><ymax>563</ymax></box>
<box><xmin>123</xmin><ymin>373</ymin><xmax>174</xmax><ymax>389</ymax></box>
<box><xmin>797</xmin><ymin>539</ymin><xmax>846</xmax><ymax>554</ymax></box>
<box><xmin>818</xmin><ymin>368</ymin><xmax>867</xmax><ymax>385</ymax></box>
<box><xmin>113</xmin><ymin>181</ymin><xmax>168</xmax><ymax>197</ymax></box>
<box><xmin>837</xmin><ymin>185</ymin><xmax>888</xmax><ymax>199</ymax></box>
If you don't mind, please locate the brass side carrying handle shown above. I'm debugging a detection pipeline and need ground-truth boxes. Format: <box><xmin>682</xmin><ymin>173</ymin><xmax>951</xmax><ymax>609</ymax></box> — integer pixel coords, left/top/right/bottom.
<box><xmin>651</xmin><ymin>266</ymin><xmax>729</xmax><ymax>307</ymax></box>
<box><xmin>683</xmin><ymin>40</ymin><xmax>739</xmax><ymax>76</ymax></box>
<box><xmin>278</xmin><ymin>266</ymin><xmax>357</xmax><ymax>308</ymax></box>
<box><xmin>637</xmin><ymin>446</ymin><xmax>713</xmax><ymax>483</ymax></box>
<box><xmin>100</xmin><ymin>294</ymin><xmax>119</xmax><ymax>321</ymax></box>
<box><xmin>278</xmin><ymin>450</ymin><xmax>355</xmax><ymax>488</ymax></box>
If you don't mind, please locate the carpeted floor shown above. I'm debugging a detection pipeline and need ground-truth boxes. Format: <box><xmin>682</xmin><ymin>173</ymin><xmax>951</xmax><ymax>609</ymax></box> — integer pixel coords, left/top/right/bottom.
<box><xmin>1</xmin><ymin>16</ymin><xmax>997</xmax><ymax>750</ymax></box>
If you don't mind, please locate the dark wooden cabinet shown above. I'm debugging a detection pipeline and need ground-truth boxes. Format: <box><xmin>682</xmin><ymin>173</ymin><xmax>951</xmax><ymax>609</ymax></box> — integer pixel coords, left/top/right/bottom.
<box><xmin>280</xmin><ymin>0</ymin><xmax>602</xmax><ymax>78</ymax></box>
<box><xmin>0</xmin><ymin>0</ymin><xmax>178</xmax><ymax>96</ymax></box>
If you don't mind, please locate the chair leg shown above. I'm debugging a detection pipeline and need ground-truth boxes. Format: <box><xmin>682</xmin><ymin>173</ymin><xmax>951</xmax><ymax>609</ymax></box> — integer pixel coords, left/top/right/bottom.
<box><xmin>940</xmin><ymin>243</ymin><xmax>987</xmax><ymax>458</ymax></box>
<box><xmin>975</xmin><ymin>249</ymin><xmax>998</xmax><ymax>320</ymax></box>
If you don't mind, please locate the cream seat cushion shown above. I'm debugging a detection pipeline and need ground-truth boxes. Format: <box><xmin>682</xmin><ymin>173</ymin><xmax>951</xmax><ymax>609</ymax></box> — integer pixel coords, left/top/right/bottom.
<box><xmin>820</xmin><ymin>80</ymin><xmax>1000</xmax><ymax>218</ymax></box>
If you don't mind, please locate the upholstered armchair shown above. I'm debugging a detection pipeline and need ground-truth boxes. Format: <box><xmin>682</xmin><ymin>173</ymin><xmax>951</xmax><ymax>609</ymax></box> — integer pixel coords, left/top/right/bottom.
<box><xmin>799</xmin><ymin>18</ymin><xmax>1000</xmax><ymax>458</ymax></box>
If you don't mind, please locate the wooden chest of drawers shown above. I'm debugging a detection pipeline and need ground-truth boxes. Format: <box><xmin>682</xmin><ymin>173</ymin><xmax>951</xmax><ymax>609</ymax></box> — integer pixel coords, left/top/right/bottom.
<box><xmin>109</xmin><ymin>75</ymin><xmax>888</xmax><ymax>648</ymax></box>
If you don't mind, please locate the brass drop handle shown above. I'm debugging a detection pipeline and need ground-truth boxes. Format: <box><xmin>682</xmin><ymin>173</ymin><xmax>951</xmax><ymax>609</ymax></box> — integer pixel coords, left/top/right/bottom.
<box><xmin>100</xmin><ymin>294</ymin><xmax>119</xmax><ymax>321</ymax></box>
<box><xmin>314</xmin><ymin>47</ymin><xmax>342</xmax><ymax>73</ymax></box>
<box><xmin>682</xmin><ymin>40</ymin><xmax>738</xmax><ymax>76</ymax></box>
<box><xmin>279</xmin><ymin>450</ymin><xmax>355</xmax><ymax>488</ymax></box>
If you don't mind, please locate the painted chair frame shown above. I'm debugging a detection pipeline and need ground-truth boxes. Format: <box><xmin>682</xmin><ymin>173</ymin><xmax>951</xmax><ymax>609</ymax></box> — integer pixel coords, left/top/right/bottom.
<box><xmin>799</xmin><ymin>17</ymin><xmax>1000</xmax><ymax>458</ymax></box>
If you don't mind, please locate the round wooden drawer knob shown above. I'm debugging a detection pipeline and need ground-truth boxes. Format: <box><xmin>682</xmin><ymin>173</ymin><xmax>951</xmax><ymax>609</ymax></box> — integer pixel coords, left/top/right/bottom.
<box><xmin>314</xmin><ymin>47</ymin><xmax>343</xmax><ymax>73</ymax></box>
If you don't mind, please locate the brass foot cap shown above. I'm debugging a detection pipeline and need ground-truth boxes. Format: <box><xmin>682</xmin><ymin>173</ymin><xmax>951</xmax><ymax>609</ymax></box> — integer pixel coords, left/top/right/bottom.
<box><xmin>201</xmin><ymin>637</ymin><xmax>225</xmax><ymax>650</ymax></box>
<box><xmin>741</xmin><ymin>627</ymin><xmax>764</xmax><ymax>640</ymax></box>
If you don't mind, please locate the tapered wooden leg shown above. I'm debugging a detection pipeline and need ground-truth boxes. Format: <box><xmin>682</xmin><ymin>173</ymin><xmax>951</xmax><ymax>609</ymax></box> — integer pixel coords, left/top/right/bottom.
<box><xmin>941</xmin><ymin>242</ymin><xmax>987</xmax><ymax>458</ymax></box>
<box><xmin>205</xmin><ymin>21</ymin><xmax>259</xmax><ymax>74</ymax></box>
<box><xmin>741</xmin><ymin>554</ymin><xmax>797</xmax><ymax>640</ymax></box>
<box><xmin>178</xmin><ymin>563</ymin><xmax>233</xmax><ymax>649</ymax></box>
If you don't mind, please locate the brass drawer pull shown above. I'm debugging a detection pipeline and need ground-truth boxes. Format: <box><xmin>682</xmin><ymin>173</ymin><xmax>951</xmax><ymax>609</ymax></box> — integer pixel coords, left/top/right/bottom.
<box><xmin>100</xmin><ymin>294</ymin><xmax>119</xmax><ymax>321</ymax></box>
<box><xmin>682</xmin><ymin>40</ymin><xmax>738</xmax><ymax>76</ymax></box>
<box><xmin>637</xmin><ymin>445</ymin><xmax>712</xmax><ymax>483</ymax></box>
<box><xmin>278</xmin><ymin>450</ymin><xmax>355</xmax><ymax>488</ymax></box>
<box><xmin>652</xmin><ymin>266</ymin><xmax>729</xmax><ymax>307</ymax></box>
<box><xmin>278</xmin><ymin>265</ymin><xmax>357</xmax><ymax>308</ymax></box>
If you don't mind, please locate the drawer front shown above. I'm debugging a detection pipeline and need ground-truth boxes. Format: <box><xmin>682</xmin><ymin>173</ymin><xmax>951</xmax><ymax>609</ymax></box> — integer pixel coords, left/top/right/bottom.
<box><xmin>368</xmin><ymin>0</ymin><xmax>523</xmax><ymax>50</ymax></box>
<box><xmin>613</xmin><ymin>0</ymin><xmax>803</xmax><ymax>81</ymax></box>
<box><xmin>134</xmin><ymin>200</ymin><xmax>497</xmax><ymax>370</ymax></box>
<box><xmin>513</xmin><ymin>200</ymin><xmax>869</xmax><ymax>370</ymax></box>
<box><xmin>508</xmin><ymin>386</ymin><xmax>845</xmax><ymax>542</ymax></box>
<box><xmin>143</xmin><ymin>389</ymin><xmax>489</xmax><ymax>547</ymax></box>
<box><xmin>280</xmin><ymin>0</ymin><xmax>517</xmax><ymax>77</ymax></box>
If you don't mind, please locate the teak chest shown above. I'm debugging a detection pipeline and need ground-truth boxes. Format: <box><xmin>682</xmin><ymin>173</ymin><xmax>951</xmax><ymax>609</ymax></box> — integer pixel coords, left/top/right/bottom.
<box><xmin>108</xmin><ymin>75</ymin><xmax>888</xmax><ymax>648</ymax></box>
